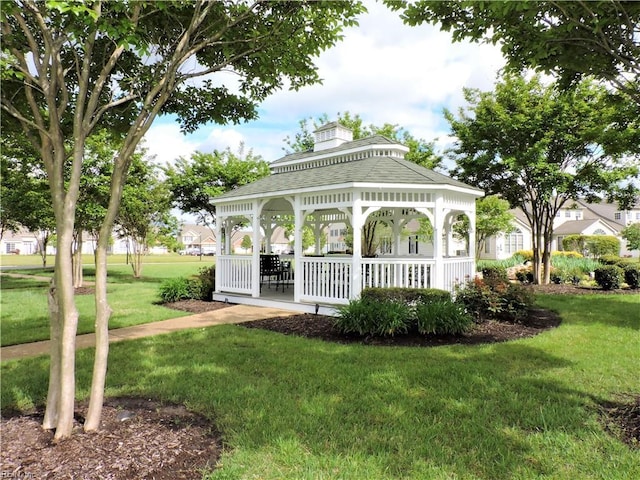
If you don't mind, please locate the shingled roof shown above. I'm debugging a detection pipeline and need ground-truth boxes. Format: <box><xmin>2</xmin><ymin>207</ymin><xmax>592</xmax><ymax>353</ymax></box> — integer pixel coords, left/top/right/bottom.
<box><xmin>215</xmin><ymin>155</ymin><xmax>481</xmax><ymax>201</ymax></box>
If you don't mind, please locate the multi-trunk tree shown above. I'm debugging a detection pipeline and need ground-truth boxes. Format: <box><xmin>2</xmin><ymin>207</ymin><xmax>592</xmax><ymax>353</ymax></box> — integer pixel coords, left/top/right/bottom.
<box><xmin>1</xmin><ymin>0</ymin><xmax>364</xmax><ymax>439</ymax></box>
<box><xmin>446</xmin><ymin>75</ymin><xmax>639</xmax><ymax>283</ymax></box>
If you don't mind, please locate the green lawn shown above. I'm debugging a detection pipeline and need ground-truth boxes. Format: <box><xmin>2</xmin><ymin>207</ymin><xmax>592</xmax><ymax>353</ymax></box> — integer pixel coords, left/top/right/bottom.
<box><xmin>0</xmin><ymin>261</ymin><xmax>213</xmax><ymax>346</ymax></box>
<box><xmin>1</xmin><ymin>293</ymin><xmax>638</xmax><ymax>479</ymax></box>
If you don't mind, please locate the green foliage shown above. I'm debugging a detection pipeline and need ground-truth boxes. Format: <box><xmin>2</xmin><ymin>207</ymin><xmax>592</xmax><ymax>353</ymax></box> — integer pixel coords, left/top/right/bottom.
<box><xmin>598</xmin><ymin>255</ymin><xmax>636</xmax><ymax>268</ymax></box>
<box><xmin>455</xmin><ymin>277</ymin><xmax>534</xmax><ymax>323</ymax></box>
<box><xmin>241</xmin><ymin>235</ymin><xmax>252</xmax><ymax>251</ymax></box>
<box><xmin>623</xmin><ymin>264</ymin><xmax>640</xmax><ymax>289</ymax></box>
<box><xmin>360</xmin><ymin>287</ymin><xmax>450</xmax><ymax>304</ymax></box>
<box><xmin>197</xmin><ymin>265</ymin><xmax>216</xmax><ymax>300</ymax></box>
<box><xmin>563</xmin><ymin>234</ymin><xmax>620</xmax><ymax>258</ymax></box>
<box><xmin>593</xmin><ymin>265</ymin><xmax>624</xmax><ymax>291</ymax></box>
<box><xmin>480</xmin><ymin>266</ymin><xmax>508</xmax><ymax>284</ymax></box>
<box><xmin>165</xmin><ymin>147</ymin><xmax>270</xmax><ymax>225</ymax></box>
<box><xmin>621</xmin><ymin>223</ymin><xmax>640</xmax><ymax>252</ymax></box>
<box><xmin>514</xmin><ymin>250</ymin><xmax>533</xmax><ymax>262</ymax></box>
<box><xmin>334</xmin><ymin>298</ymin><xmax>412</xmax><ymax>337</ymax></box>
<box><xmin>158</xmin><ymin>277</ymin><xmax>203</xmax><ymax>303</ymax></box>
<box><xmin>415</xmin><ymin>300</ymin><xmax>473</xmax><ymax>335</ymax></box>
<box><xmin>445</xmin><ymin>73</ymin><xmax>639</xmax><ymax>283</ymax></box>
<box><xmin>476</xmin><ymin>255</ymin><xmax>525</xmax><ymax>272</ymax></box>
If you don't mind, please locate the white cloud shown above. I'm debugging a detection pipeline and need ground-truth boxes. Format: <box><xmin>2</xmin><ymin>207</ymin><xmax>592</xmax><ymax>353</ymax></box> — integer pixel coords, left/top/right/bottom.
<box><xmin>145</xmin><ymin>1</ymin><xmax>506</xmax><ymax>165</ymax></box>
<box><xmin>143</xmin><ymin>123</ymin><xmax>197</xmax><ymax>166</ymax></box>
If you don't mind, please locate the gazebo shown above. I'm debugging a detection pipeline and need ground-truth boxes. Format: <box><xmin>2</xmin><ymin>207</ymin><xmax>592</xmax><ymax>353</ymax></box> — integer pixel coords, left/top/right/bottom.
<box><xmin>213</xmin><ymin>122</ymin><xmax>483</xmax><ymax>313</ymax></box>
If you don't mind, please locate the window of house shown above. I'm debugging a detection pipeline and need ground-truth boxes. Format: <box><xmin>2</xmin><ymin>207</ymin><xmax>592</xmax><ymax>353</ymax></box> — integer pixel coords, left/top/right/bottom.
<box><xmin>484</xmin><ymin>240</ymin><xmax>491</xmax><ymax>254</ymax></box>
<box><xmin>557</xmin><ymin>236</ymin><xmax>564</xmax><ymax>251</ymax></box>
<box><xmin>183</xmin><ymin>235</ymin><xmax>194</xmax><ymax>243</ymax></box>
<box><xmin>614</xmin><ymin>212</ymin><xmax>622</xmax><ymax>220</ymax></box>
<box><xmin>5</xmin><ymin>242</ymin><xmax>16</xmax><ymax>253</ymax></box>
<box><xmin>555</xmin><ymin>211</ymin><xmax>561</xmax><ymax>217</ymax></box>
<box><xmin>565</xmin><ymin>211</ymin><xmax>571</xmax><ymax>218</ymax></box>
<box><xmin>636</xmin><ymin>212</ymin><xmax>640</xmax><ymax>220</ymax></box>
<box><xmin>505</xmin><ymin>229</ymin><xmax>524</xmax><ymax>254</ymax></box>
<box><xmin>575</xmin><ymin>211</ymin><xmax>582</xmax><ymax>220</ymax></box>
<box><xmin>408</xmin><ymin>235</ymin><xmax>419</xmax><ymax>254</ymax></box>
<box><xmin>593</xmin><ymin>229</ymin><xmax>606</xmax><ymax>235</ymax></box>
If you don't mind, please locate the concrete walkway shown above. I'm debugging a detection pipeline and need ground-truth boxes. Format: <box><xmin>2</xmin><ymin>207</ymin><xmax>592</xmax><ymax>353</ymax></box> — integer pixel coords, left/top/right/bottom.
<box><xmin>1</xmin><ymin>305</ymin><xmax>295</xmax><ymax>362</ymax></box>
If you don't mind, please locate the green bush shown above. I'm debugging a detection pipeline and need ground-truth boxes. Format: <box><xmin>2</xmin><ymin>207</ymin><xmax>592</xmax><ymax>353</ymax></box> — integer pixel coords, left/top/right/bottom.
<box><xmin>593</xmin><ymin>265</ymin><xmax>624</xmax><ymax>290</ymax></box>
<box><xmin>623</xmin><ymin>264</ymin><xmax>640</xmax><ymax>289</ymax></box>
<box><xmin>197</xmin><ymin>265</ymin><xmax>216</xmax><ymax>300</ymax></box>
<box><xmin>360</xmin><ymin>287</ymin><xmax>450</xmax><ymax>305</ymax></box>
<box><xmin>415</xmin><ymin>301</ymin><xmax>473</xmax><ymax>335</ymax></box>
<box><xmin>481</xmin><ymin>266</ymin><xmax>508</xmax><ymax>285</ymax></box>
<box><xmin>514</xmin><ymin>250</ymin><xmax>533</xmax><ymax>262</ymax></box>
<box><xmin>334</xmin><ymin>298</ymin><xmax>412</xmax><ymax>337</ymax></box>
<box><xmin>158</xmin><ymin>277</ymin><xmax>203</xmax><ymax>303</ymax></box>
<box><xmin>563</xmin><ymin>235</ymin><xmax>620</xmax><ymax>258</ymax></box>
<box><xmin>455</xmin><ymin>277</ymin><xmax>533</xmax><ymax>323</ymax></box>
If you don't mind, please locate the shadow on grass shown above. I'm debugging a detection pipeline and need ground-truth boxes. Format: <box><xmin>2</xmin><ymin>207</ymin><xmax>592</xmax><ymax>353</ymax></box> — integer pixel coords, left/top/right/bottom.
<box><xmin>0</xmin><ymin>276</ymin><xmax>50</xmax><ymax>290</ymax></box>
<box><xmin>4</xmin><ymin>323</ymin><xmax>631</xmax><ymax>479</ymax></box>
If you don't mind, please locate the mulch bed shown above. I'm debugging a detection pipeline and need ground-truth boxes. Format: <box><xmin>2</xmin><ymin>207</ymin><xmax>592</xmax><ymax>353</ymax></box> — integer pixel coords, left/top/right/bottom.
<box><xmin>1</xmin><ymin>398</ymin><xmax>221</xmax><ymax>480</ymax></box>
<box><xmin>3</xmin><ymin>285</ymin><xmax>638</xmax><ymax>479</ymax></box>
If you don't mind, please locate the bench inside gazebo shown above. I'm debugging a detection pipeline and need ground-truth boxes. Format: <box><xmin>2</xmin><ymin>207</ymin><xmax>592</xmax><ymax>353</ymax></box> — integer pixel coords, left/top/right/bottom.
<box><xmin>212</xmin><ymin>122</ymin><xmax>483</xmax><ymax>314</ymax></box>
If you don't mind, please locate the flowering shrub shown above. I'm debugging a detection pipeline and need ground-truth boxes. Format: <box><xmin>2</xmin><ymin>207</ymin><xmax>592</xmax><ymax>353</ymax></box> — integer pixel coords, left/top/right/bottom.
<box><xmin>455</xmin><ymin>276</ymin><xmax>533</xmax><ymax>323</ymax></box>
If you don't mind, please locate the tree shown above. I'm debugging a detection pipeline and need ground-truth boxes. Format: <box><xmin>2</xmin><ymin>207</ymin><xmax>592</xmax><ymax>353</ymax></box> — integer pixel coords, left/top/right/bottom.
<box><xmin>621</xmin><ymin>223</ymin><xmax>640</xmax><ymax>257</ymax></box>
<box><xmin>1</xmin><ymin>0</ymin><xmax>364</xmax><ymax>439</ymax></box>
<box><xmin>165</xmin><ymin>145</ymin><xmax>270</xmax><ymax>233</ymax></box>
<box><xmin>241</xmin><ymin>234</ymin><xmax>253</xmax><ymax>252</ymax></box>
<box><xmin>446</xmin><ymin>75</ymin><xmax>639</xmax><ymax>283</ymax></box>
<box><xmin>0</xmin><ymin>134</ymin><xmax>55</xmax><ymax>265</ymax></box>
<box><xmin>117</xmin><ymin>156</ymin><xmax>173</xmax><ymax>278</ymax></box>
<box><xmin>454</xmin><ymin>195</ymin><xmax>515</xmax><ymax>259</ymax></box>
<box><xmin>386</xmin><ymin>0</ymin><xmax>640</xmax><ymax>105</ymax></box>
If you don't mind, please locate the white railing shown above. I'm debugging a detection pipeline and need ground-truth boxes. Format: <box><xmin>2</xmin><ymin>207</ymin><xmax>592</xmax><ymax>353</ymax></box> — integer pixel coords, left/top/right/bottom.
<box><xmin>218</xmin><ymin>255</ymin><xmax>252</xmax><ymax>294</ymax></box>
<box><xmin>217</xmin><ymin>255</ymin><xmax>476</xmax><ymax>302</ymax></box>
<box><xmin>443</xmin><ymin>257</ymin><xmax>475</xmax><ymax>293</ymax></box>
<box><xmin>361</xmin><ymin>258</ymin><xmax>434</xmax><ymax>289</ymax></box>
<box><xmin>301</xmin><ymin>257</ymin><xmax>352</xmax><ymax>304</ymax></box>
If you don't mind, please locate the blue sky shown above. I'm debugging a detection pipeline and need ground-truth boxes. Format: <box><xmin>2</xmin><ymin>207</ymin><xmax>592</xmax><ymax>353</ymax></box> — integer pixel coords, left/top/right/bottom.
<box><xmin>143</xmin><ymin>1</ymin><xmax>505</xmax><ymax>168</ymax></box>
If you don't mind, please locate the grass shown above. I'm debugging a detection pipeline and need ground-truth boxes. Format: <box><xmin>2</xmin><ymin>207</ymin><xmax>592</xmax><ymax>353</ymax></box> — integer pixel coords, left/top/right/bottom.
<box><xmin>0</xmin><ymin>261</ymin><xmax>213</xmax><ymax>346</ymax></box>
<box><xmin>0</xmin><ymin>252</ymin><xmax>211</xmax><ymax>267</ymax></box>
<box><xmin>1</xmin><ymin>293</ymin><xmax>639</xmax><ymax>479</ymax></box>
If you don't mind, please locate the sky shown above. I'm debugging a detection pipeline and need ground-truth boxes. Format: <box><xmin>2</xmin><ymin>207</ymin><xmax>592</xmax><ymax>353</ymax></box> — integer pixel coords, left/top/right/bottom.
<box><xmin>143</xmin><ymin>1</ymin><xmax>506</xmax><ymax>170</ymax></box>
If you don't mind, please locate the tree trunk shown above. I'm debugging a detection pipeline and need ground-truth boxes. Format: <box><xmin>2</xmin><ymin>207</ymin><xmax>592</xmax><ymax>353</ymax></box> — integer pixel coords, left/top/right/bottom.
<box><xmin>47</xmin><ymin>228</ymin><xmax>80</xmax><ymax>440</ymax></box>
<box><xmin>84</xmin><ymin>233</ymin><xmax>112</xmax><ymax>431</ymax></box>
<box><xmin>72</xmin><ymin>230</ymin><xmax>83</xmax><ymax>288</ymax></box>
<box><xmin>42</xmin><ymin>276</ymin><xmax>61</xmax><ymax>430</ymax></box>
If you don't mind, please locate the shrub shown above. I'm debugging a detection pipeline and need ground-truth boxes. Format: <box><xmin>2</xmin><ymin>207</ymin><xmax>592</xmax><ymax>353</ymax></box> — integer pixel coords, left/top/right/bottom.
<box><xmin>360</xmin><ymin>287</ymin><xmax>450</xmax><ymax>305</ymax></box>
<box><xmin>334</xmin><ymin>298</ymin><xmax>412</xmax><ymax>337</ymax></box>
<box><xmin>415</xmin><ymin>300</ymin><xmax>473</xmax><ymax>335</ymax></box>
<box><xmin>586</xmin><ymin>236</ymin><xmax>620</xmax><ymax>258</ymax></box>
<box><xmin>514</xmin><ymin>250</ymin><xmax>533</xmax><ymax>262</ymax></box>
<box><xmin>623</xmin><ymin>264</ymin><xmax>640</xmax><ymax>289</ymax></box>
<box><xmin>593</xmin><ymin>265</ymin><xmax>624</xmax><ymax>290</ymax></box>
<box><xmin>197</xmin><ymin>265</ymin><xmax>216</xmax><ymax>300</ymax></box>
<box><xmin>552</xmin><ymin>250</ymin><xmax>583</xmax><ymax>259</ymax></box>
<box><xmin>158</xmin><ymin>277</ymin><xmax>204</xmax><ymax>303</ymax></box>
<box><xmin>455</xmin><ymin>277</ymin><xmax>533</xmax><ymax>323</ymax></box>
<box><xmin>481</xmin><ymin>266</ymin><xmax>508</xmax><ymax>285</ymax></box>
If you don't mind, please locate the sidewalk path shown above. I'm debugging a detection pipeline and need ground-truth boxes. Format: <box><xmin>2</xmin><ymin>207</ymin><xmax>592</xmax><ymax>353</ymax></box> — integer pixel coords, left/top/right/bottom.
<box><xmin>1</xmin><ymin>305</ymin><xmax>295</xmax><ymax>362</ymax></box>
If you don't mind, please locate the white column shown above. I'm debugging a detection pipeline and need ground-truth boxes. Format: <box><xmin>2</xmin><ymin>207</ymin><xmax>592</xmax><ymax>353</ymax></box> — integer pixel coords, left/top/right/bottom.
<box><xmin>214</xmin><ymin>214</ymin><xmax>222</xmax><ymax>295</ymax></box>
<box><xmin>224</xmin><ymin>219</ymin><xmax>232</xmax><ymax>255</ymax></box>
<box><xmin>351</xmin><ymin>193</ymin><xmax>363</xmax><ymax>299</ymax></box>
<box><xmin>251</xmin><ymin>203</ymin><xmax>261</xmax><ymax>298</ymax></box>
<box><xmin>467</xmin><ymin>210</ymin><xmax>476</xmax><ymax>260</ymax></box>
<box><xmin>263</xmin><ymin>221</ymin><xmax>273</xmax><ymax>254</ymax></box>
<box><xmin>432</xmin><ymin>194</ymin><xmax>445</xmax><ymax>289</ymax></box>
<box><xmin>293</xmin><ymin>196</ymin><xmax>303</xmax><ymax>303</ymax></box>
<box><xmin>445</xmin><ymin>216</ymin><xmax>454</xmax><ymax>257</ymax></box>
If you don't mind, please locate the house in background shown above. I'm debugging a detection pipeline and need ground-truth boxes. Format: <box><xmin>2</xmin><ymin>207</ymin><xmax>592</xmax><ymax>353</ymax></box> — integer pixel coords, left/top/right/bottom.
<box><xmin>0</xmin><ymin>228</ymin><xmax>39</xmax><ymax>255</ymax></box>
<box><xmin>480</xmin><ymin>198</ymin><xmax>639</xmax><ymax>260</ymax></box>
<box><xmin>178</xmin><ymin>224</ymin><xmax>291</xmax><ymax>255</ymax></box>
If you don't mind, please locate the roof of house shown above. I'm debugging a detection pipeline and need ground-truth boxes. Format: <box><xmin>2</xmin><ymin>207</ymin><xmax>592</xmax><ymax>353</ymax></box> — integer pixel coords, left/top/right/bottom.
<box><xmin>215</xmin><ymin>155</ymin><xmax>481</xmax><ymax>201</ymax></box>
<box><xmin>553</xmin><ymin>219</ymin><xmax>617</xmax><ymax>235</ymax></box>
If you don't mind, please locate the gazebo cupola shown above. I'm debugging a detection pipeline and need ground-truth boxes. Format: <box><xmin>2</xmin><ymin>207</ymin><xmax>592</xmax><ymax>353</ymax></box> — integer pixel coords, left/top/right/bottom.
<box><xmin>212</xmin><ymin>122</ymin><xmax>483</xmax><ymax>313</ymax></box>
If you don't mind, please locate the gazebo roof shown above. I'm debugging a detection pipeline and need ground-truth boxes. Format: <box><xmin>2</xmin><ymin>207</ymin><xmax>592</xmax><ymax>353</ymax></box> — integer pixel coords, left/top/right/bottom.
<box><xmin>215</xmin><ymin>155</ymin><xmax>482</xmax><ymax>202</ymax></box>
<box><xmin>270</xmin><ymin>135</ymin><xmax>399</xmax><ymax>166</ymax></box>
